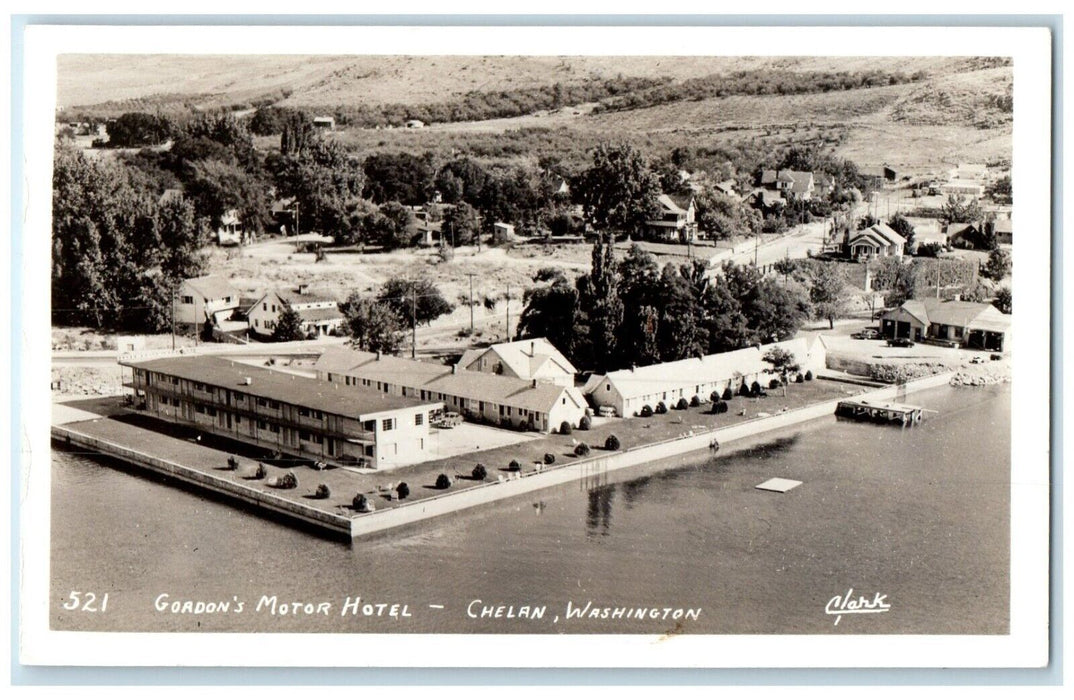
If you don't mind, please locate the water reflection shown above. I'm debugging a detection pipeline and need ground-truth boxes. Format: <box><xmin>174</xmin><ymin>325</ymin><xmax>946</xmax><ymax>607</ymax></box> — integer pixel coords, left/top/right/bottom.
<box><xmin>585</xmin><ymin>486</ymin><xmax>614</xmax><ymax>537</ymax></box>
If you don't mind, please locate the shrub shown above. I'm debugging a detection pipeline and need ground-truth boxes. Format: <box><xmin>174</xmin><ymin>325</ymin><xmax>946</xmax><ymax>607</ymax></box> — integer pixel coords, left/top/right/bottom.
<box><xmin>578</xmin><ymin>415</ymin><xmax>592</xmax><ymax>431</ymax></box>
<box><xmin>226</xmin><ymin>455</ymin><xmax>238</xmax><ymax>470</ymax></box>
<box><xmin>722</xmin><ymin>387</ymin><xmax>734</xmax><ymax>401</ymax></box>
<box><xmin>500</xmin><ymin>416</ymin><xmax>512</xmax><ymax>428</ymax></box>
<box><xmin>396</xmin><ymin>482</ymin><xmax>410</xmax><ymax>499</ymax></box>
<box><xmin>435</xmin><ymin>473</ymin><xmax>452</xmax><ymax>489</ymax></box>
<box><xmin>751</xmin><ymin>381</ymin><xmax>762</xmax><ymax>395</ymax></box>
<box><xmin>353</xmin><ymin>493</ymin><xmax>369</xmax><ymax>512</ymax></box>
<box><xmin>690</xmin><ymin>395</ymin><xmax>701</xmax><ymax>407</ymax></box>
<box><xmin>796</xmin><ymin>373</ymin><xmax>805</xmax><ymax>383</ymax></box>
<box><xmin>276</xmin><ymin>472</ymin><xmax>298</xmax><ymax>489</ymax></box>
<box><xmin>543</xmin><ymin>453</ymin><xmax>556</xmax><ymax>465</ymax></box>
<box><xmin>604</xmin><ymin>434</ymin><xmax>621</xmax><ymax>450</ymax></box>
<box><xmin>716</xmin><ymin>400</ymin><xmax>729</xmax><ymax>414</ymax></box>
<box><xmin>739</xmin><ymin>382</ymin><xmax>751</xmax><ymax>397</ymax></box>
<box><xmin>640</xmin><ymin>405</ymin><xmax>653</xmax><ymax>418</ymax></box>
<box><xmin>655</xmin><ymin>401</ymin><xmax>668</xmax><ymax>414</ymax></box>
<box><xmin>560</xmin><ymin>420</ymin><xmax>573</xmax><ymax>435</ymax></box>
<box><xmin>675</xmin><ymin>397</ymin><xmax>689</xmax><ymax>410</ymax></box>
<box><xmin>253</xmin><ymin>463</ymin><xmax>267</xmax><ymax>480</ymax></box>
<box><xmin>314</xmin><ymin>483</ymin><xmax>330</xmax><ymax>499</ymax></box>
<box><xmin>472</xmin><ymin>464</ymin><xmax>488</xmax><ymax>480</ymax></box>
<box><xmin>769</xmin><ymin>378</ymin><xmax>781</xmax><ymax>390</ymax></box>
<box><xmin>508</xmin><ymin>459</ymin><xmax>521</xmax><ymax>471</ymax></box>
<box><xmin>574</xmin><ymin>442</ymin><xmax>591</xmax><ymax>457</ymax></box>
<box><xmin>804</xmin><ymin>370</ymin><xmax>814</xmax><ymax>381</ymax></box>
<box><xmin>710</xmin><ymin>390</ymin><xmax>721</xmax><ymax>403</ymax></box>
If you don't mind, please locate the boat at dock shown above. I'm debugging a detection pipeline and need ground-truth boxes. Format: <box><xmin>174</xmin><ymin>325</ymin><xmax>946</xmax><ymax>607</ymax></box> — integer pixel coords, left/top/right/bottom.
<box><xmin>835</xmin><ymin>399</ymin><xmax>927</xmax><ymax>425</ymax></box>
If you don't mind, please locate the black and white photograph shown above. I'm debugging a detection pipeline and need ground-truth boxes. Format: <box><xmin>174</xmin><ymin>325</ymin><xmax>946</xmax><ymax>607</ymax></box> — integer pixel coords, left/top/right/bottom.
<box><xmin>15</xmin><ymin>22</ymin><xmax>1052</xmax><ymax>671</ymax></box>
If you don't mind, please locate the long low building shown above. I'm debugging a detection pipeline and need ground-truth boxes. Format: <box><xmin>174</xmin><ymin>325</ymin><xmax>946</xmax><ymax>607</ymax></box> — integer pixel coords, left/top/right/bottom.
<box><xmin>880</xmin><ymin>299</ymin><xmax>1010</xmax><ymax>351</ymax></box>
<box><xmin>582</xmin><ymin>338</ymin><xmax>827</xmax><ymax>418</ymax></box>
<box><xmin>121</xmin><ymin>355</ymin><xmax>443</xmax><ymax>469</ymax></box>
<box><xmin>314</xmin><ymin>347</ymin><xmax>588</xmax><ymax>433</ymax></box>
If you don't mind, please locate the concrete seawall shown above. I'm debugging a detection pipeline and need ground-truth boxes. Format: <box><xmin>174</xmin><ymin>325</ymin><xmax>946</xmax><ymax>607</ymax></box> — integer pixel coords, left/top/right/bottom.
<box><xmin>51</xmin><ymin>426</ymin><xmax>353</xmax><ymax>537</ymax></box>
<box><xmin>53</xmin><ymin>372</ymin><xmax>953</xmax><ymax>539</ymax></box>
<box><xmin>346</xmin><ymin>371</ymin><xmax>955</xmax><ymax>537</ymax></box>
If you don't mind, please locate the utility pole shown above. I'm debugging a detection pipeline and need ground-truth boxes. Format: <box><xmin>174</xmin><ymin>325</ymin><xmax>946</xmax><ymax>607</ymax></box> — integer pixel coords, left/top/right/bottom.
<box><xmin>411</xmin><ymin>287</ymin><xmax>417</xmax><ymax>359</ymax></box>
<box><xmin>467</xmin><ymin>273</ymin><xmax>476</xmax><ymax>336</ymax></box>
<box><xmin>171</xmin><ymin>287</ymin><xmax>176</xmax><ymax>351</ymax></box>
<box><xmin>505</xmin><ymin>283</ymin><xmax>511</xmax><ymax>341</ymax></box>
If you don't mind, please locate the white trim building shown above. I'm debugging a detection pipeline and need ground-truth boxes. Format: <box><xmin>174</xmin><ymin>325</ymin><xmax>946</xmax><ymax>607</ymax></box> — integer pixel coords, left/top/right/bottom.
<box><xmin>457</xmin><ymin>338</ymin><xmax>577</xmax><ymax>387</ymax></box>
<box><xmin>583</xmin><ymin>338</ymin><xmax>827</xmax><ymax>418</ymax></box>
<box><xmin>175</xmin><ymin>276</ymin><xmax>242</xmax><ymax>326</ymax></box>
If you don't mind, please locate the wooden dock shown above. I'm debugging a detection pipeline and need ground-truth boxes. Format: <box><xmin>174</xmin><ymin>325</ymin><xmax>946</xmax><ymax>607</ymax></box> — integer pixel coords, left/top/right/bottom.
<box><xmin>835</xmin><ymin>399</ymin><xmax>927</xmax><ymax>425</ymax></box>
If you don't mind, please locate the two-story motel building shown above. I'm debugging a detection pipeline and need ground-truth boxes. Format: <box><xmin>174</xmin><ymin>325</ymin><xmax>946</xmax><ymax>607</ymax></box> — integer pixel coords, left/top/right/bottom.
<box><xmin>121</xmin><ymin>355</ymin><xmax>443</xmax><ymax>469</ymax></box>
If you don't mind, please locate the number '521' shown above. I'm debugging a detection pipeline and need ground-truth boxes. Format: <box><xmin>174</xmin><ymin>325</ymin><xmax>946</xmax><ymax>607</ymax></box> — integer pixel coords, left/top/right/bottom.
<box><xmin>62</xmin><ymin>592</ymin><xmax>108</xmax><ymax>612</ymax></box>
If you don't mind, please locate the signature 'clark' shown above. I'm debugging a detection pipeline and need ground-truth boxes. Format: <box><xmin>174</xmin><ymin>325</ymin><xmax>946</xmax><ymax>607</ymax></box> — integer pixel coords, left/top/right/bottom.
<box><xmin>824</xmin><ymin>588</ymin><xmax>892</xmax><ymax>626</ymax></box>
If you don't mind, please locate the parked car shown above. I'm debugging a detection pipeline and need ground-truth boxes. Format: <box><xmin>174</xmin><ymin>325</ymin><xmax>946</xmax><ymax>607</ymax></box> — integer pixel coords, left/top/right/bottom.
<box><xmin>597</xmin><ymin>406</ymin><xmax>617</xmax><ymax>418</ymax></box>
<box><xmin>887</xmin><ymin>337</ymin><xmax>915</xmax><ymax>348</ymax></box>
<box><xmin>436</xmin><ymin>412</ymin><xmax>463</xmax><ymax>428</ymax></box>
<box><xmin>970</xmin><ymin>356</ymin><xmax>986</xmax><ymax>364</ymax></box>
<box><xmin>851</xmin><ymin>328</ymin><xmax>880</xmax><ymax>340</ymax></box>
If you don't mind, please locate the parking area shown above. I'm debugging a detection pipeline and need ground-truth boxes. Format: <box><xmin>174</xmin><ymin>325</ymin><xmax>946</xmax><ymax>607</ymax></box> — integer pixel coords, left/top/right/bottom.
<box><xmin>416</xmin><ymin>421</ymin><xmax>541</xmax><ymax>465</ymax></box>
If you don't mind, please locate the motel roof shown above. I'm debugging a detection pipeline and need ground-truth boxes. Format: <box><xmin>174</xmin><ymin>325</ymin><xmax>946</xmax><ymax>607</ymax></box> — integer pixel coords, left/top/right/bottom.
<box><xmin>884</xmin><ymin>299</ymin><xmax>1011</xmax><ymax>333</ymax></box>
<box><xmin>123</xmin><ymin>355</ymin><xmax>439</xmax><ymax>420</ymax></box>
<box><xmin>315</xmin><ymin>347</ymin><xmax>585</xmax><ymax>415</ymax></box>
<box><xmin>458</xmin><ymin>337</ymin><xmax>578</xmax><ymax>378</ymax></box>
<box><xmin>583</xmin><ymin>338</ymin><xmax>815</xmax><ymax>402</ymax></box>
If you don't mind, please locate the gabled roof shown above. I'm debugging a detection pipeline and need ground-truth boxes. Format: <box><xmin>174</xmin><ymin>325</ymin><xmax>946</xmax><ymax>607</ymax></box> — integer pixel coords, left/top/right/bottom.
<box><xmin>656</xmin><ymin>193</ymin><xmax>688</xmax><ymax>215</ymax></box>
<box><xmin>994</xmin><ymin>218</ymin><xmax>1013</xmax><ymax>234</ymax></box>
<box><xmin>588</xmin><ymin>338</ymin><xmax>813</xmax><ymax>402</ymax></box>
<box><xmin>854</xmin><ymin>222</ymin><xmax>906</xmax><ymax>247</ymax></box>
<box><xmin>122</xmin><ymin>355</ymin><xmax>438</xmax><ymax>420</ymax></box>
<box><xmin>884</xmin><ymin>299</ymin><xmax>1011</xmax><ymax>332</ymax></box>
<box><xmin>314</xmin><ymin>347</ymin><xmax>585</xmax><ymax>415</ymax></box>
<box><xmin>667</xmin><ymin>193</ymin><xmax>695</xmax><ymax>211</ymax></box>
<box><xmin>945</xmin><ymin>222</ymin><xmax>980</xmax><ymax>237</ymax></box>
<box><xmin>277</xmin><ymin>289</ymin><xmax>337</xmax><ymax>306</ymax></box>
<box><xmin>182</xmin><ymin>275</ymin><xmax>240</xmax><ymax>301</ymax></box>
<box><xmin>459</xmin><ymin>338</ymin><xmax>578</xmax><ymax>378</ymax></box>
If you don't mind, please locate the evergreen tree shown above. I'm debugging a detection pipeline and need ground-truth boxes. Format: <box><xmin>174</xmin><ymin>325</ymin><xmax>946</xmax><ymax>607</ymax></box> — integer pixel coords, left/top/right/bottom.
<box><xmin>272</xmin><ymin>307</ymin><xmax>307</xmax><ymax>342</ymax></box>
<box><xmin>584</xmin><ymin>233</ymin><xmax>623</xmax><ymax>371</ymax></box>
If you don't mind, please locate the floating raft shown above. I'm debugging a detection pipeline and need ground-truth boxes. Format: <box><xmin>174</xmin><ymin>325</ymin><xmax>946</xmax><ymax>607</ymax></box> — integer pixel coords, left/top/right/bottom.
<box><xmin>835</xmin><ymin>399</ymin><xmax>926</xmax><ymax>425</ymax></box>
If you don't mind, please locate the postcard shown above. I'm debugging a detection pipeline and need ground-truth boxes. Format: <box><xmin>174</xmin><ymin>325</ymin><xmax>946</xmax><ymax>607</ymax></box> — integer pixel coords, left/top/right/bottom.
<box><xmin>17</xmin><ymin>22</ymin><xmax>1051</xmax><ymax>669</ymax></box>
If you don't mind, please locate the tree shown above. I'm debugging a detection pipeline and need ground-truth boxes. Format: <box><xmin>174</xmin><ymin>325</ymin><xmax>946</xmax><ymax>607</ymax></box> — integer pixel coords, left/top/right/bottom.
<box><xmin>517</xmin><ymin>272</ymin><xmax>583</xmax><ymax>363</ymax></box>
<box><xmin>378</xmin><ymin>277</ymin><xmax>455</xmax><ymax>327</ymax></box>
<box><xmin>272</xmin><ymin>307</ymin><xmax>307</xmax><ymax>341</ymax></box>
<box><xmin>363</xmin><ymin>201</ymin><xmax>416</xmax><ymax>250</ymax></box>
<box><xmin>762</xmin><ymin>347</ymin><xmax>801</xmax><ymax>397</ymax></box>
<box><xmin>441</xmin><ymin>201</ymin><xmax>482</xmax><ymax>247</ymax></box>
<box><xmin>655</xmin><ymin>264</ymin><xmax>704</xmax><ymax>361</ymax></box>
<box><xmin>342</xmin><ymin>293</ymin><xmax>405</xmax><ymax>354</ymax></box>
<box><xmin>694</xmin><ymin>186</ymin><xmax>761</xmax><ymax>240</ymax></box>
<box><xmin>940</xmin><ymin>195</ymin><xmax>983</xmax><ymax>225</ymax></box>
<box><xmin>106</xmin><ymin>112</ymin><xmax>172</xmax><ymax>147</ymax></box>
<box><xmin>808</xmin><ymin>262</ymin><xmax>850</xmax><ymax>329</ymax></box>
<box><xmin>982</xmin><ymin>248</ymin><xmax>1012</xmax><ymax>281</ymax></box>
<box><xmin>986</xmin><ymin>175</ymin><xmax>1012</xmax><ymax>205</ymax></box>
<box><xmin>887</xmin><ymin>214</ymin><xmax>915</xmax><ymax>252</ymax></box>
<box><xmin>993</xmin><ymin>287</ymin><xmax>1012</xmax><ymax>314</ymax></box>
<box><xmin>582</xmin><ymin>233</ymin><xmax>624</xmax><ymax>371</ymax></box>
<box><xmin>362</xmin><ymin>152</ymin><xmax>434</xmax><ymax>205</ymax></box>
<box><xmin>574</xmin><ymin>143</ymin><xmax>661</xmax><ymax>237</ymax></box>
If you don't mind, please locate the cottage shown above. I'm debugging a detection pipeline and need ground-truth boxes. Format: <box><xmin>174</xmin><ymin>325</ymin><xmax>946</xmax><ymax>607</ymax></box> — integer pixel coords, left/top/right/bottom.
<box><xmin>646</xmin><ymin>193</ymin><xmax>697</xmax><ymax>242</ymax></box>
<box><xmin>122</xmin><ymin>355</ymin><xmax>442</xmax><ymax>469</ymax></box>
<box><xmin>848</xmin><ymin>222</ymin><xmax>906</xmax><ymax>259</ymax></box>
<box><xmin>247</xmin><ymin>286</ymin><xmax>344</xmax><ymax>338</ymax></box>
<box><xmin>175</xmin><ymin>276</ymin><xmax>242</xmax><ymax>326</ymax></box>
<box><xmin>312</xmin><ymin>116</ymin><xmax>335</xmax><ymax>130</ymax></box>
<box><xmin>314</xmin><ymin>347</ymin><xmax>588</xmax><ymax>433</ymax></box>
<box><xmin>492</xmin><ymin>222</ymin><xmax>516</xmax><ymax>241</ymax></box>
<box><xmin>457</xmin><ymin>338</ymin><xmax>577</xmax><ymax>387</ymax></box>
<box><xmin>994</xmin><ymin>217</ymin><xmax>1013</xmax><ymax>245</ymax></box>
<box><xmin>583</xmin><ymin>338</ymin><xmax>826</xmax><ymax>418</ymax></box>
<box><xmin>940</xmin><ymin>180</ymin><xmax>985</xmax><ymax>197</ymax></box>
<box><xmin>945</xmin><ymin>222</ymin><xmax>985</xmax><ymax>249</ymax></box>
<box><xmin>761</xmin><ymin>169</ymin><xmax>815</xmax><ymax>201</ymax></box>
<box><xmin>880</xmin><ymin>299</ymin><xmax>1009</xmax><ymax>351</ymax></box>
<box><xmin>215</xmin><ymin>209</ymin><xmax>245</xmax><ymax>246</ymax></box>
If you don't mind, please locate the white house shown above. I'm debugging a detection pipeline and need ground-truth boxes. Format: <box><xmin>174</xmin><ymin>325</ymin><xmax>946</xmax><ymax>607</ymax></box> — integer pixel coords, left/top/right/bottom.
<box><xmin>247</xmin><ymin>286</ymin><xmax>344</xmax><ymax>338</ymax></box>
<box><xmin>583</xmin><ymin>338</ymin><xmax>827</xmax><ymax>418</ymax></box>
<box><xmin>175</xmin><ymin>276</ymin><xmax>242</xmax><ymax>326</ymax></box>
<box><xmin>215</xmin><ymin>209</ymin><xmax>244</xmax><ymax>246</ymax></box>
<box><xmin>312</xmin><ymin>116</ymin><xmax>335</xmax><ymax>130</ymax></box>
<box><xmin>457</xmin><ymin>338</ymin><xmax>577</xmax><ymax>387</ymax></box>
<box><xmin>646</xmin><ymin>193</ymin><xmax>697</xmax><ymax>242</ymax></box>
<box><xmin>848</xmin><ymin>222</ymin><xmax>906</xmax><ymax>259</ymax></box>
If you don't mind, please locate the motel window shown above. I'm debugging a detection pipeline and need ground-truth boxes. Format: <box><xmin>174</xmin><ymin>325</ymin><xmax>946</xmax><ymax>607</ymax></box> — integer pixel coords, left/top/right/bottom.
<box><xmin>181</xmin><ymin>295</ymin><xmax>194</xmax><ymax>304</ymax></box>
<box><xmin>415</xmin><ymin>413</ymin><xmax>423</xmax><ymax>426</ymax></box>
<box><xmin>299</xmin><ymin>408</ymin><xmax>310</xmax><ymax>417</ymax></box>
<box><xmin>258</xmin><ymin>398</ymin><xmax>267</xmax><ymax>407</ymax></box>
<box><xmin>606</xmin><ymin>383</ymin><xmax>610</xmax><ymax>391</ymax></box>
<box><xmin>269</xmin><ymin>424</ymin><xmax>280</xmax><ymax>434</ymax></box>
<box><xmin>365</xmin><ymin>445</ymin><xmax>375</xmax><ymax>457</ymax></box>
<box><xmin>257</xmin><ymin>420</ymin><xmax>267</xmax><ymax>429</ymax></box>
<box><xmin>234</xmin><ymin>392</ymin><xmax>243</xmax><ymax>401</ymax></box>
<box><xmin>262</xmin><ymin>303</ymin><xmax>267</xmax><ymax>311</ymax></box>
<box><xmin>562</xmin><ymin>398</ymin><xmax>566</xmax><ymax>405</ymax></box>
<box><xmin>195</xmin><ymin>405</ymin><xmax>205</xmax><ymax>414</ymax></box>
<box><xmin>299</xmin><ymin>430</ymin><xmax>313</xmax><ymax>442</ymax></box>
<box><xmin>479</xmin><ymin>401</ymin><xmax>484</xmax><ymax>411</ymax></box>
<box><xmin>363</xmin><ymin>420</ymin><xmax>375</xmax><ymax>431</ymax></box>
<box><xmin>382</xmin><ymin>418</ymin><xmax>395</xmax><ymax>431</ymax></box>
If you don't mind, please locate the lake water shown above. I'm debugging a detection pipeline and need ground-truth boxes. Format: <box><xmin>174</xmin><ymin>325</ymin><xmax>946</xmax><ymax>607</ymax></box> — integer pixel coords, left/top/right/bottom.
<box><xmin>49</xmin><ymin>383</ymin><xmax>1010</xmax><ymax>635</ymax></box>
